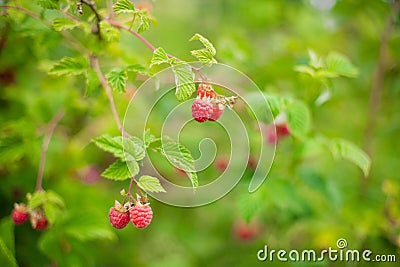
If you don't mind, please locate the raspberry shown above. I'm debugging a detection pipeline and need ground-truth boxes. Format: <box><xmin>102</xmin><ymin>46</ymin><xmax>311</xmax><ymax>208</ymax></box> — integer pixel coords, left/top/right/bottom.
<box><xmin>34</xmin><ymin>216</ymin><xmax>49</xmax><ymax>231</ymax></box>
<box><xmin>109</xmin><ymin>207</ymin><xmax>130</xmax><ymax>229</ymax></box>
<box><xmin>192</xmin><ymin>99</ymin><xmax>213</xmax><ymax>122</ymax></box>
<box><xmin>11</xmin><ymin>203</ymin><xmax>29</xmax><ymax>225</ymax></box>
<box><xmin>209</xmin><ymin>104</ymin><xmax>224</xmax><ymax>121</ymax></box>
<box><xmin>130</xmin><ymin>204</ymin><xmax>153</xmax><ymax>229</ymax></box>
<box><xmin>30</xmin><ymin>209</ymin><xmax>49</xmax><ymax>231</ymax></box>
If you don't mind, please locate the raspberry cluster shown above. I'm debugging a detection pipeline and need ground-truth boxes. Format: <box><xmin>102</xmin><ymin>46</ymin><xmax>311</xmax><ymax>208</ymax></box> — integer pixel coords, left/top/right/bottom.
<box><xmin>108</xmin><ymin>200</ymin><xmax>153</xmax><ymax>229</ymax></box>
<box><xmin>192</xmin><ymin>83</ymin><xmax>225</xmax><ymax>122</ymax></box>
<box><xmin>11</xmin><ymin>203</ymin><xmax>49</xmax><ymax>231</ymax></box>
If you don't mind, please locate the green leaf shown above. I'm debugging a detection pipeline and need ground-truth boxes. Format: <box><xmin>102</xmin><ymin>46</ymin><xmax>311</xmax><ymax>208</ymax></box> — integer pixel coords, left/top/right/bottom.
<box><xmin>137</xmin><ymin>13</ymin><xmax>150</xmax><ymax>33</ymax></box>
<box><xmin>186</xmin><ymin>171</ymin><xmax>198</xmax><ymax>189</ymax></box>
<box><xmin>92</xmin><ymin>135</ymin><xmax>145</xmax><ymax>161</ymax></box>
<box><xmin>52</xmin><ymin>18</ymin><xmax>80</xmax><ymax>31</ymax></box>
<box><xmin>294</xmin><ymin>65</ymin><xmax>315</xmax><ymax>77</ymax></box>
<box><xmin>285</xmin><ymin>100</ymin><xmax>311</xmax><ymax>139</ymax></box>
<box><xmin>150</xmin><ymin>47</ymin><xmax>170</xmax><ymax>67</ymax></box>
<box><xmin>0</xmin><ymin>239</ymin><xmax>17</xmax><ymax>267</ymax></box>
<box><xmin>328</xmin><ymin>139</ymin><xmax>371</xmax><ymax>176</ymax></box>
<box><xmin>49</xmin><ymin>57</ymin><xmax>88</xmax><ymax>76</ymax></box>
<box><xmin>144</xmin><ymin>129</ymin><xmax>159</xmax><ymax>147</ymax></box>
<box><xmin>106</xmin><ymin>69</ymin><xmax>128</xmax><ymax>93</ymax></box>
<box><xmin>189</xmin><ymin>33</ymin><xmax>216</xmax><ymax>56</ymax></box>
<box><xmin>237</xmin><ymin>190</ymin><xmax>264</xmax><ymax>223</ymax></box>
<box><xmin>137</xmin><ymin>175</ymin><xmax>166</xmax><ymax>193</ymax></box>
<box><xmin>0</xmin><ymin>218</ymin><xmax>14</xmax><ymax>255</ymax></box>
<box><xmin>100</xmin><ymin>21</ymin><xmax>120</xmax><ymax>42</ymax></box>
<box><xmin>113</xmin><ymin>0</ymin><xmax>135</xmax><ymax>13</ymax></box>
<box><xmin>101</xmin><ymin>159</ymin><xmax>139</xmax><ymax>180</ymax></box>
<box><xmin>37</xmin><ymin>0</ymin><xmax>59</xmax><ymax>10</ymax></box>
<box><xmin>172</xmin><ymin>63</ymin><xmax>195</xmax><ymax>102</ymax></box>
<box><xmin>264</xmin><ymin>94</ymin><xmax>290</xmax><ymax>118</ymax></box>
<box><xmin>28</xmin><ymin>191</ymin><xmax>47</xmax><ymax>209</ymax></box>
<box><xmin>92</xmin><ymin>135</ymin><xmax>124</xmax><ymax>158</ymax></box>
<box><xmin>161</xmin><ymin>140</ymin><xmax>197</xmax><ymax>188</ymax></box>
<box><xmin>115</xmin><ymin>136</ymin><xmax>146</xmax><ymax>161</ymax></box>
<box><xmin>125</xmin><ymin>64</ymin><xmax>149</xmax><ymax>75</ymax></box>
<box><xmin>85</xmin><ymin>69</ymin><xmax>100</xmax><ymax>96</ymax></box>
<box><xmin>44</xmin><ymin>202</ymin><xmax>62</xmax><ymax>225</ymax></box>
<box><xmin>46</xmin><ymin>190</ymin><xmax>65</xmax><ymax>208</ymax></box>
<box><xmin>326</xmin><ymin>52</ymin><xmax>359</xmax><ymax>78</ymax></box>
<box><xmin>190</xmin><ymin>50</ymin><xmax>217</xmax><ymax>65</ymax></box>
<box><xmin>63</xmin><ymin>213</ymin><xmax>116</xmax><ymax>241</ymax></box>
<box><xmin>308</xmin><ymin>49</ymin><xmax>323</xmax><ymax>69</ymax></box>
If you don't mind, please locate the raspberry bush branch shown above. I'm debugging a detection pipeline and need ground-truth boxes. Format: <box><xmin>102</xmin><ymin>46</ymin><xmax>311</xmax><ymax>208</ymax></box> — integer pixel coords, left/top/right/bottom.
<box><xmin>36</xmin><ymin>109</ymin><xmax>65</xmax><ymax>192</ymax></box>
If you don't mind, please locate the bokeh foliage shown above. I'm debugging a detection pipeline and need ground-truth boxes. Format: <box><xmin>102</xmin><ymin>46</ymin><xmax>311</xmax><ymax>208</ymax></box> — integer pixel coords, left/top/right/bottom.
<box><xmin>1</xmin><ymin>0</ymin><xmax>399</xmax><ymax>266</ymax></box>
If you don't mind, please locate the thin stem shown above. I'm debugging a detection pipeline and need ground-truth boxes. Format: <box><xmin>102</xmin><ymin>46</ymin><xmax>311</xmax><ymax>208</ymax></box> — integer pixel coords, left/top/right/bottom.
<box><xmin>127</xmin><ymin>176</ymin><xmax>137</xmax><ymax>196</ymax></box>
<box><xmin>36</xmin><ymin>110</ymin><xmax>65</xmax><ymax>191</ymax></box>
<box><xmin>0</xmin><ymin>5</ymin><xmax>41</xmax><ymax>20</ymax></box>
<box><xmin>108</xmin><ymin>20</ymin><xmax>155</xmax><ymax>51</ymax></box>
<box><xmin>361</xmin><ymin>0</ymin><xmax>400</xmax><ymax>192</ymax></box>
<box><xmin>90</xmin><ymin>55</ymin><xmax>124</xmax><ymax>133</ymax></box>
<box><xmin>80</xmin><ymin>0</ymin><xmax>102</xmax><ymax>40</ymax></box>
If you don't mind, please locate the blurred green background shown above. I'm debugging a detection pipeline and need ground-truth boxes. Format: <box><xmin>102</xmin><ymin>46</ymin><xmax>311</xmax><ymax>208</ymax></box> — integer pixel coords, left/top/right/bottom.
<box><xmin>1</xmin><ymin>0</ymin><xmax>399</xmax><ymax>266</ymax></box>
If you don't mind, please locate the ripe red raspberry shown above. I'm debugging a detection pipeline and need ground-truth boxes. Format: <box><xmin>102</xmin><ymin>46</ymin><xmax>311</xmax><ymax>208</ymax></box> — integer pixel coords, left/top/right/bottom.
<box><xmin>11</xmin><ymin>203</ymin><xmax>29</xmax><ymax>225</ymax></box>
<box><xmin>130</xmin><ymin>204</ymin><xmax>153</xmax><ymax>229</ymax></box>
<box><xmin>192</xmin><ymin>99</ymin><xmax>213</xmax><ymax>122</ymax></box>
<box><xmin>209</xmin><ymin>104</ymin><xmax>224</xmax><ymax>121</ymax></box>
<box><xmin>34</xmin><ymin>216</ymin><xmax>49</xmax><ymax>231</ymax></box>
<box><xmin>109</xmin><ymin>208</ymin><xmax>130</xmax><ymax>229</ymax></box>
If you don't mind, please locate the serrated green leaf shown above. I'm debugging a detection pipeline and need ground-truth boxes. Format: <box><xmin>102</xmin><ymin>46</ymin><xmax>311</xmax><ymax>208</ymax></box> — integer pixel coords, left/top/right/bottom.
<box><xmin>150</xmin><ymin>47</ymin><xmax>170</xmax><ymax>67</ymax></box>
<box><xmin>106</xmin><ymin>69</ymin><xmax>128</xmax><ymax>93</ymax></box>
<box><xmin>172</xmin><ymin>63</ymin><xmax>195</xmax><ymax>102</ymax></box>
<box><xmin>92</xmin><ymin>135</ymin><xmax>124</xmax><ymax>158</ymax></box>
<box><xmin>285</xmin><ymin>100</ymin><xmax>311</xmax><ymax>139</ymax></box>
<box><xmin>137</xmin><ymin>13</ymin><xmax>150</xmax><ymax>33</ymax></box>
<box><xmin>100</xmin><ymin>21</ymin><xmax>120</xmax><ymax>42</ymax></box>
<box><xmin>101</xmin><ymin>159</ymin><xmax>138</xmax><ymax>180</ymax></box>
<box><xmin>328</xmin><ymin>139</ymin><xmax>371</xmax><ymax>176</ymax></box>
<box><xmin>37</xmin><ymin>0</ymin><xmax>59</xmax><ymax>10</ymax></box>
<box><xmin>28</xmin><ymin>191</ymin><xmax>47</xmax><ymax>209</ymax></box>
<box><xmin>137</xmin><ymin>175</ymin><xmax>166</xmax><ymax>193</ymax></box>
<box><xmin>190</xmin><ymin>50</ymin><xmax>217</xmax><ymax>65</ymax></box>
<box><xmin>52</xmin><ymin>18</ymin><xmax>80</xmax><ymax>31</ymax></box>
<box><xmin>49</xmin><ymin>57</ymin><xmax>88</xmax><ymax>76</ymax></box>
<box><xmin>93</xmin><ymin>135</ymin><xmax>145</xmax><ymax>161</ymax></box>
<box><xmin>326</xmin><ymin>52</ymin><xmax>359</xmax><ymax>78</ymax></box>
<box><xmin>161</xmin><ymin>140</ymin><xmax>197</xmax><ymax>188</ymax></box>
<box><xmin>85</xmin><ymin>69</ymin><xmax>100</xmax><ymax>96</ymax></box>
<box><xmin>125</xmin><ymin>64</ymin><xmax>149</xmax><ymax>75</ymax></box>
<box><xmin>186</xmin><ymin>172</ymin><xmax>198</xmax><ymax>189</ymax></box>
<box><xmin>115</xmin><ymin>136</ymin><xmax>146</xmax><ymax>161</ymax></box>
<box><xmin>189</xmin><ymin>33</ymin><xmax>216</xmax><ymax>56</ymax></box>
<box><xmin>113</xmin><ymin>0</ymin><xmax>135</xmax><ymax>13</ymax></box>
